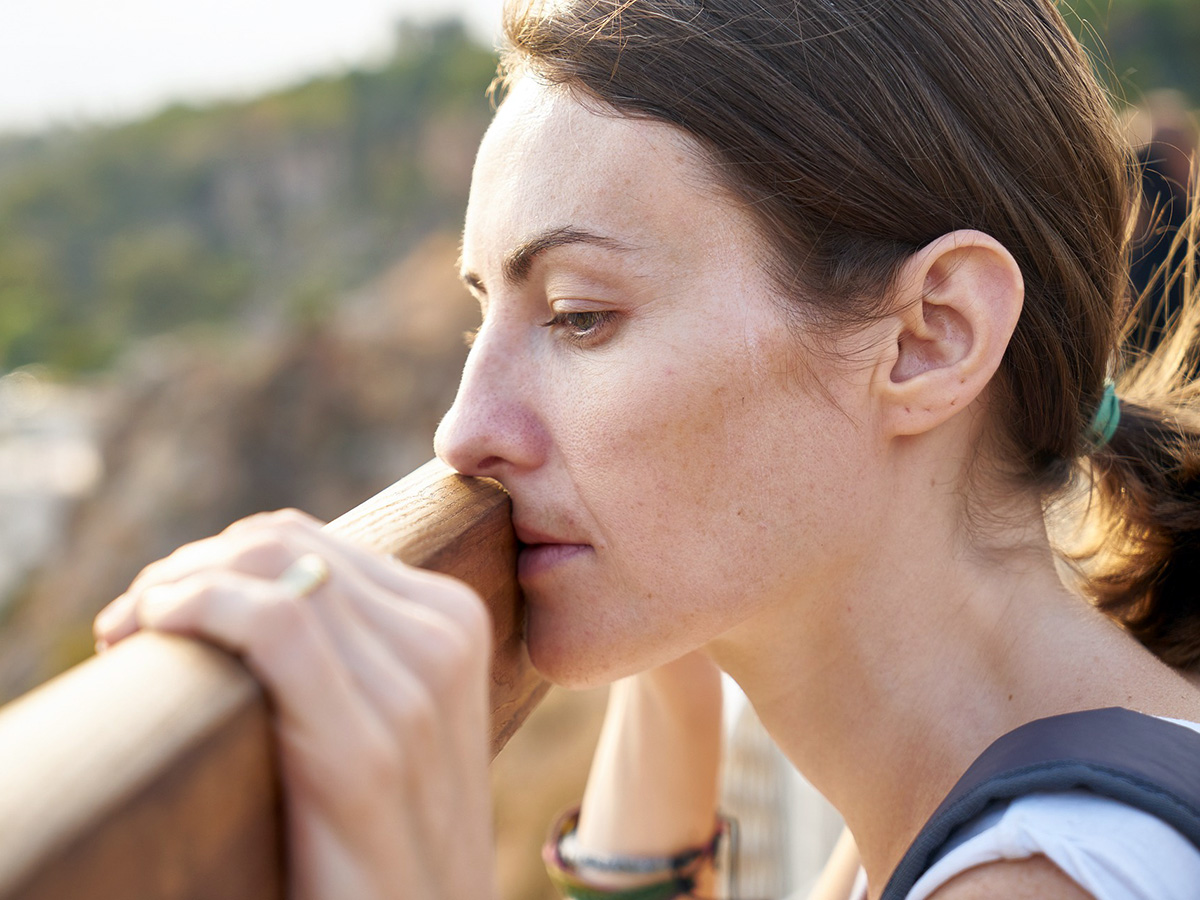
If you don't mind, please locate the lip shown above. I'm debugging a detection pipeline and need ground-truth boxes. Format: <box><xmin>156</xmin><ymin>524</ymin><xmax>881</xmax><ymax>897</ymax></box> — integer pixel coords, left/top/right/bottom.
<box><xmin>513</xmin><ymin>522</ymin><xmax>576</xmax><ymax>545</ymax></box>
<box><xmin>517</xmin><ymin>542</ymin><xmax>591</xmax><ymax>580</ymax></box>
<box><xmin>513</xmin><ymin>522</ymin><xmax>592</xmax><ymax>580</ymax></box>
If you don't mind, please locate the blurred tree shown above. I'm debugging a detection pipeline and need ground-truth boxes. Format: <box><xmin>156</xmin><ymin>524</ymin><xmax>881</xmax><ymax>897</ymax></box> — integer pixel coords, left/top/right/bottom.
<box><xmin>1066</xmin><ymin>0</ymin><xmax>1200</xmax><ymax>103</ymax></box>
<box><xmin>0</xmin><ymin>231</ymin><xmax>65</xmax><ymax>367</ymax></box>
<box><xmin>0</xmin><ymin>19</ymin><xmax>496</xmax><ymax>374</ymax></box>
<box><xmin>99</xmin><ymin>227</ymin><xmax>250</xmax><ymax>334</ymax></box>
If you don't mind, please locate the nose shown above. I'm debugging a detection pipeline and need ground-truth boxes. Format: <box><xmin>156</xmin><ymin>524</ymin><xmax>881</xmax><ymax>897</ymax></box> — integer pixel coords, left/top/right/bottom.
<box><xmin>435</xmin><ymin>323</ymin><xmax>548</xmax><ymax>478</ymax></box>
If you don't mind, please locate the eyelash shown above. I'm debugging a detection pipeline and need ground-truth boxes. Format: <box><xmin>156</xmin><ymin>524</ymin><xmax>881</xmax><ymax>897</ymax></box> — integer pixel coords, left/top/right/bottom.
<box><xmin>540</xmin><ymin>311</ymin><xmax>615</xmax><ymax>343</ymax></box>
<box><xmin>462</xmin><ymin>311</ymin><xmax>616</xmax><ymax>349</ymax></box>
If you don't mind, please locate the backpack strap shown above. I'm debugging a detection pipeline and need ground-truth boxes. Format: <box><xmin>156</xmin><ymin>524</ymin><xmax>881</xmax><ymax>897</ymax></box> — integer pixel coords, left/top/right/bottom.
<box><xmin>880</xmin><ymin>707</ymin><xmax>1200</xmax><ymax>899</ymax></box>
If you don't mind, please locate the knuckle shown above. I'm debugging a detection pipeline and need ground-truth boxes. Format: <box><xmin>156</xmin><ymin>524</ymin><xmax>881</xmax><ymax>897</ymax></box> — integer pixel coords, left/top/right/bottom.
<box><xmin>428</xmin><ymin>574</ymin><xmax>490</xmax><ymax>635</ymax></box>
<box><xmin>443</xmin><ymin>621</ymin><xmax>480</xmax><ymax>668</ymax></box>
<box><xmin>222</xmin><ymin>511</ymin><xmax>276</xmax><ymax>534</ymax></box>
<box><xmin>245</xmin><ymin>601</ymin><xmax>318</xmax><ymax>681</ymax></box>
<box><xmin>254</xmin><ymin>592</ymin><xmax>306</xmax><ymax>639</ymax></box>
<box><xmin>245</xmin><ymin>596</ymin><xmax>306</xmax><ymax>660</ymax></box>
<box><xmin>148</xmin><ymin>570</ymin><xmax>203</xmax><ymax>604</ymax></box>
<box><xmin>223</xmin><ymin>508</ymin><xmax>317</xmax><ymax>537</ymax></box>
<box><xmin>458</xmin><ymin>593</ymin><xmax>493</xmax><ymax>648</ymax></box>
<box><xmin>183</xmin><ymin>575</ymin><xmax>222</xmax><ymax>605</ymax></box>
<box><xmin>395</xmin><ymin>682</ymin><xmax>439</xmax><ymax>742</ymax></box>
<box><xmin>134</xmin><ymin>557</ymin><xmax>166</xmax><ymax>584</ymax></box>
<box><xmin>128</xmin><ymin>552</ymin><xmax>182</xmax><ymax>591</ymax></box>
<box><xmin>351</xmin><ymin>713</ymin><xmax>428</xmax><ymax>799</ymax></box>
<box><xmin>362</xmin><ymin>676</ymin><xmax>439</xmax><ymax>775</ymax></box>
<box><xmin>262</xmin><ymin>508</ymin><xmax>322</xmax><ymax>531</ymax></box>
<box><xmin>354</xmin><ymin>729</ymin><xmax>400</xmax><ymax>790</ymax></box>
<box><xmin>419</xmin><ymin>620</ymin><xmax>485</xmax><ymax>695</ymax></box>
<box><xmin>226</xmin><ymin>534</ymin><xmax>292</xmax><ymax>574</ymax></box>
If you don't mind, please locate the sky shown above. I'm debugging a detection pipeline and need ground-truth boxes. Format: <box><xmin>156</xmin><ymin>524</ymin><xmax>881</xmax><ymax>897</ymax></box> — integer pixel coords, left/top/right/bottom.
<box><xmin>0</xmin><ymin>0</ymin><xmax>502</xmax><ymax>135</ymax></box>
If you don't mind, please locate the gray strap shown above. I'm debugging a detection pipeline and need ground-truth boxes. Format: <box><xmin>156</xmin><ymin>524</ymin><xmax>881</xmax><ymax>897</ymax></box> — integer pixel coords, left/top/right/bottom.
<box><xmin>881</xmin><ymin>707</ymin><xmax>1200</xmax><ymax>899</ymax></box>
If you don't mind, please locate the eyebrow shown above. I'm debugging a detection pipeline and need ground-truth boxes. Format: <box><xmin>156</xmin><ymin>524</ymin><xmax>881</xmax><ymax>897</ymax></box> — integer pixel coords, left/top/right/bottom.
<box><xmin>460</xmin><ymin>226</ymin><xmax>636</xmax><ymax>294</ymax></box>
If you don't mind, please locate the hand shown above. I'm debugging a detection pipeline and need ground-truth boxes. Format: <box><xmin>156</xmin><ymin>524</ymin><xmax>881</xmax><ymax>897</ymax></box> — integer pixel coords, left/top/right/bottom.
<box><xmin>93</xmin><ymin>509</ymin><xmax>497</xmax><ymax>900</ymax></box>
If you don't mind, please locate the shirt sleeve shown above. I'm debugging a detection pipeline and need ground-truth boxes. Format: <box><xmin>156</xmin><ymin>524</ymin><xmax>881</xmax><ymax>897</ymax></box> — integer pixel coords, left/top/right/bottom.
<box><xmin>904</xmin><ymin>790</ymin><xmax>1200</xmax><ymax>900</ymax></box>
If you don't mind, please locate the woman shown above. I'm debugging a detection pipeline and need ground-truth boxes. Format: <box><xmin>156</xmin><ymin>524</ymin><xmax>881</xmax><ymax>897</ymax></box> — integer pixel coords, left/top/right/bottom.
<box><xmin>94</xmin><ymin>1</ymin><xmax>1200</xmax><ymax>898</ymax></box>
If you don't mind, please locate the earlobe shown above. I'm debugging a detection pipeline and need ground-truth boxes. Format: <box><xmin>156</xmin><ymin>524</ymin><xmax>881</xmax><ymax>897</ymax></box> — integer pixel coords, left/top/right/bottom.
<box><xmin>877</xmin><ymin>230</ymin><xmax>1024</xmax><ymax>438</ymax></box>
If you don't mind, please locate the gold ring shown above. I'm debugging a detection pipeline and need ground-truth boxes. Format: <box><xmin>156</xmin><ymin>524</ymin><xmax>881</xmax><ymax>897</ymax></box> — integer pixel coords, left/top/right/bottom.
<box><xmin>275</xmin><ymin>553</ymin><xmax>331</xmax><ymax>599</ymax></box>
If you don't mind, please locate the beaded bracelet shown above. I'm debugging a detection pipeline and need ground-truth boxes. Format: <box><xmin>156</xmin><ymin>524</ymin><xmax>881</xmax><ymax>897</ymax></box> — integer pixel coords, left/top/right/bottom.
<box><xmin>541</xmin><ymin>806</ymin><xmax>730</xmax><ymax>900</ymax></box>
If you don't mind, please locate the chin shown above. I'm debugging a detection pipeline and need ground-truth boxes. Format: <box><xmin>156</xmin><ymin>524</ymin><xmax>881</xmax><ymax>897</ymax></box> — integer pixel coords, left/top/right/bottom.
<box><xmin>524</xmin><ymin>610</ymin><xmax>678</xmax><ymax>690</ymax></box>
<box><xmin>526</xmin><ymin>630</ymin><xmax>611</xmax><ymax>690</ymax></box>
<box><xmin>524</xmin><ymin>614</ymin><xmax>629</xmax><ymax>690</ymax></box>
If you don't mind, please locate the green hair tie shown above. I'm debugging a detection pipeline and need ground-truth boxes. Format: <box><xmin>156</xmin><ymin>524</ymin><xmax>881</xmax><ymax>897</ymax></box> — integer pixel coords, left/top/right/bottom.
<box><xmin>1088</xmin><ymin>381</ymin><xmax>1121</xmax><ymax>449</ymax></box>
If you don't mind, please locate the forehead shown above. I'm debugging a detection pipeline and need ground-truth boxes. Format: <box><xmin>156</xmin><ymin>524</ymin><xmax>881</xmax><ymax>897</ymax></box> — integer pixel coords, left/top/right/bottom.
<box><xmin>462</xmin><ymin>78</ymin><xmax>748</xmax><ymax>265</ymax></box>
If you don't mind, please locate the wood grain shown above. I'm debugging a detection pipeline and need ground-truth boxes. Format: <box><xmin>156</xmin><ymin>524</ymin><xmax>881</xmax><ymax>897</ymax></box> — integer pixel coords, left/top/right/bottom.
<box><xmin>0</xmin><ymin>459</ymin><xmax>546</xmax><ymax>899</ymax></box>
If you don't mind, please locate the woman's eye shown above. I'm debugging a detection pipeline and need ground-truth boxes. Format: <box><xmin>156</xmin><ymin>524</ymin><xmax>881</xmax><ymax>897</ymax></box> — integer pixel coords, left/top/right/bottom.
<box><xmin>540</xmin><ymin>310</ymin><xmax>615</xmax><ymax>343</ymax></box>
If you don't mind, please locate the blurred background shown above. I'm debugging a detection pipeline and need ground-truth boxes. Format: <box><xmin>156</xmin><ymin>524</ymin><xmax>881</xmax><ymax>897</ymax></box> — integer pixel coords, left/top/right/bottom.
<box><xmin>0</xmin><ymin>1</ymin><xmax>1195</xmax><ymax>897</ymax></box>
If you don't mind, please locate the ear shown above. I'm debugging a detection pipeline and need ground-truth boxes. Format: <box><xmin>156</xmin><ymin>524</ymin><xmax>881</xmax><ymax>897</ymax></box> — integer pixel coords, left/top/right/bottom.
<box><xmin>873</xmin><ymin>230</ymin><xmax>1023</xmax><ymax>438</ymax></box>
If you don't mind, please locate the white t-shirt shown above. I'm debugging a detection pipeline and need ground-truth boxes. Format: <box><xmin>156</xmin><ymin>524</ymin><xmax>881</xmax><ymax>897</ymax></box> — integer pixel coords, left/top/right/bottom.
<box><xmin>852</xmin><ymin>718</ymin><xmax>1200</xmax><ymax>900</ymax></box>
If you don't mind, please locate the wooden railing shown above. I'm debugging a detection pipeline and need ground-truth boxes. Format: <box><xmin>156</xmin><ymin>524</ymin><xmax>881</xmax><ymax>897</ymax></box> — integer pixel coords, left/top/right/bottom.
<box><xmin>0</xmin><ymin>459</ymin><xmax>548</xmax><ymax>899</ymax></box>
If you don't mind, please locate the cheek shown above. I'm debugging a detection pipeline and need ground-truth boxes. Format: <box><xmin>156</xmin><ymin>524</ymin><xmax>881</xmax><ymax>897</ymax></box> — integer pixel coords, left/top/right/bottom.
<box><xmin>526</xmin><ymin>373</ymin><xmax>781</xmax><ymax>686</ymax></box>
<box><xmin>556</xmin><ymin>341</ymin><xmax>869</xmax><ymax>581</ymax></box>
<box><xmin>552</xmin><ymin>349</ymin><xmax>785</xmax><ymax>581</ymax></box>
<box><xmin>526</xmin><ymin>336</ymin><xmax>873</xmax><ymax>685</ymax></box>
<box><xmin>565</xmin><ymin>358</ymin><xmax>735</xmax><ymax>503</ymax></box>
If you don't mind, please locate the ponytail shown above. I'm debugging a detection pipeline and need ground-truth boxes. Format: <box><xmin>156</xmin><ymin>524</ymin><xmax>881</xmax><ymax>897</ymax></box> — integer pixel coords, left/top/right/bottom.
<box><xmin>1078</xmin><ymin>188</ymin><xmax>1200</xmax><ymax>669</ymax></box>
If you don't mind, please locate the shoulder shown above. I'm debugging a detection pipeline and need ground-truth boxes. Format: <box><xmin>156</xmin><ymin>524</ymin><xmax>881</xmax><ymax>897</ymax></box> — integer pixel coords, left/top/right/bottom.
<box><xmin>925</xmin><ymin>855</ymin><xmax>1093</xmax><ymax>899</ymax></box>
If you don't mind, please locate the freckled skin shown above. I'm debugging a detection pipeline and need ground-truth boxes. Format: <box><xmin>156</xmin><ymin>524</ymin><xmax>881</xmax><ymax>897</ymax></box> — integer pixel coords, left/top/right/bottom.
<box><xmin>436</xmin><ymin>81</ymin><xmax>885</xmax><ymax>688</ymax></box>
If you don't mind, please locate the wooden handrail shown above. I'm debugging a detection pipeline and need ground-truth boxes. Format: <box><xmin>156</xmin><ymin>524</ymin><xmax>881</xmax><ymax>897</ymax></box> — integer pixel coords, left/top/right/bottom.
<box><xmin>0</xmin><ymin>459</ymin><xmax>548</xmax><ymax>899</ymax></box>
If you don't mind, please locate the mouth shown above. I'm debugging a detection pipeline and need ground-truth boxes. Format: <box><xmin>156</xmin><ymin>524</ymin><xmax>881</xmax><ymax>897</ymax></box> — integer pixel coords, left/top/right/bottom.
<box><xmin>513</xmin><ymin>523</ymin><xmax>592</xmax><ymax>580</ymax></box>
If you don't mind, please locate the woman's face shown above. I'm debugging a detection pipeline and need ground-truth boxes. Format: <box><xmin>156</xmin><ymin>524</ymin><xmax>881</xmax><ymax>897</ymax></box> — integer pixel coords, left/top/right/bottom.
<box><xmin>436</xmin><ymin>79</ymin><xmax>879</xmax><ymax>687</ymax></box>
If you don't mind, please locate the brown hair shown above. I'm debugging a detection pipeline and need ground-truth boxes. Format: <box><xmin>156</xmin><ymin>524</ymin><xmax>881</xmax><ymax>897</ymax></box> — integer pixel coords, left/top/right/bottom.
<box><xmin>498</xmin><ymin>0</ymin><xmax>1200</xmax><ymax>667</ymax></box>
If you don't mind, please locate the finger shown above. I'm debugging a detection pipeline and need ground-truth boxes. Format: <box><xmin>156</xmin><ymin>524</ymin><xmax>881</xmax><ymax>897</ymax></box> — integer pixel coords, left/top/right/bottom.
<box><xmin>254</xmin><ymin>567</ymin><xmax>487</xmax><ymax>836</ymax></box>
<box><xmin>94</xmin><ymin>591</ymin><xmax>139</xmax><ymax>648</ymax></box>
<box><xmin>134</xmin><ymin>508</ymin><xmax>484</xmax><ymax>632</ymax></box>
<box><xmin>96</xmin><ymin>537</ymin><xmax>293</xmax><ymax>649</ymax></box>
<box><xmin>235</xmin><ymin>509</ymin><xmax>488</xmax><ymax>624</ymax></box>
<box><xmin>221</xmin><ymin>515</ymin><xmax>493</xmax><ymax>645</ymax></box>
<box><xmin>304</xmin><ymin>585</ymin><xmax>446</xmax><ymax>748</ymax></box>
<box><xmin>107</xmin><ymin>506</ymin><xmax>488</xmax><ymax>660</ymax></box>
<box><xmin>299</xmin><ymin>535</ymin><xmax>491</xmax><ymax>642</ymax></box>
<box><xmin>125</xmin><ymin>525</ymin><xmax>298</xmax><ymax>598</ymax></box>
<box><xmin>133</xmin><ymin>569</ymin><xmax>377</xmax><ymax>741</ymax></box>
<box><xmin>301</xmin><ymin>583</ymin><xmax>492</xmax><ymax>848</ymax></box>
<box><xmin>343</xmin><ymin>584</ymin><xmax>490</xmax><ymax>692</ymax></box>
<box><xmin>284</xmin><ymin>548</ymin><xmax>485</xmax><ymax>709</ymax></box>
<box><xmin>291</xmin><ymin>559</ymin><xmax>492</xmax><ymax>789</ymax></box>
<box><xmin>98</xmin><ymin>513</ymin><xmax>322</xmax><ymax>648</ymax></box>
<box><xmin>307</xmin><ymin>574</ymin><xmax>486</xmax><ymax>726</ymax></box>
<box><xmin>222</xmin><ymin>507</ymin><xmax>325</xmax><ymax>538</ymax></box>
<box><xmin>327</xmin><ymin>543</ymin><xmax>487</xmax><ymax>625</ymax></box>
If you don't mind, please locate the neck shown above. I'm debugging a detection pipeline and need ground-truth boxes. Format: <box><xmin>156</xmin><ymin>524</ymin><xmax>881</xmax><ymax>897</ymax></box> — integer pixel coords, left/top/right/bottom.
<box><xmin>706</xmin><ymin>462</ymin><xmax>1187</xmax><ymax>889</ymax></box>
